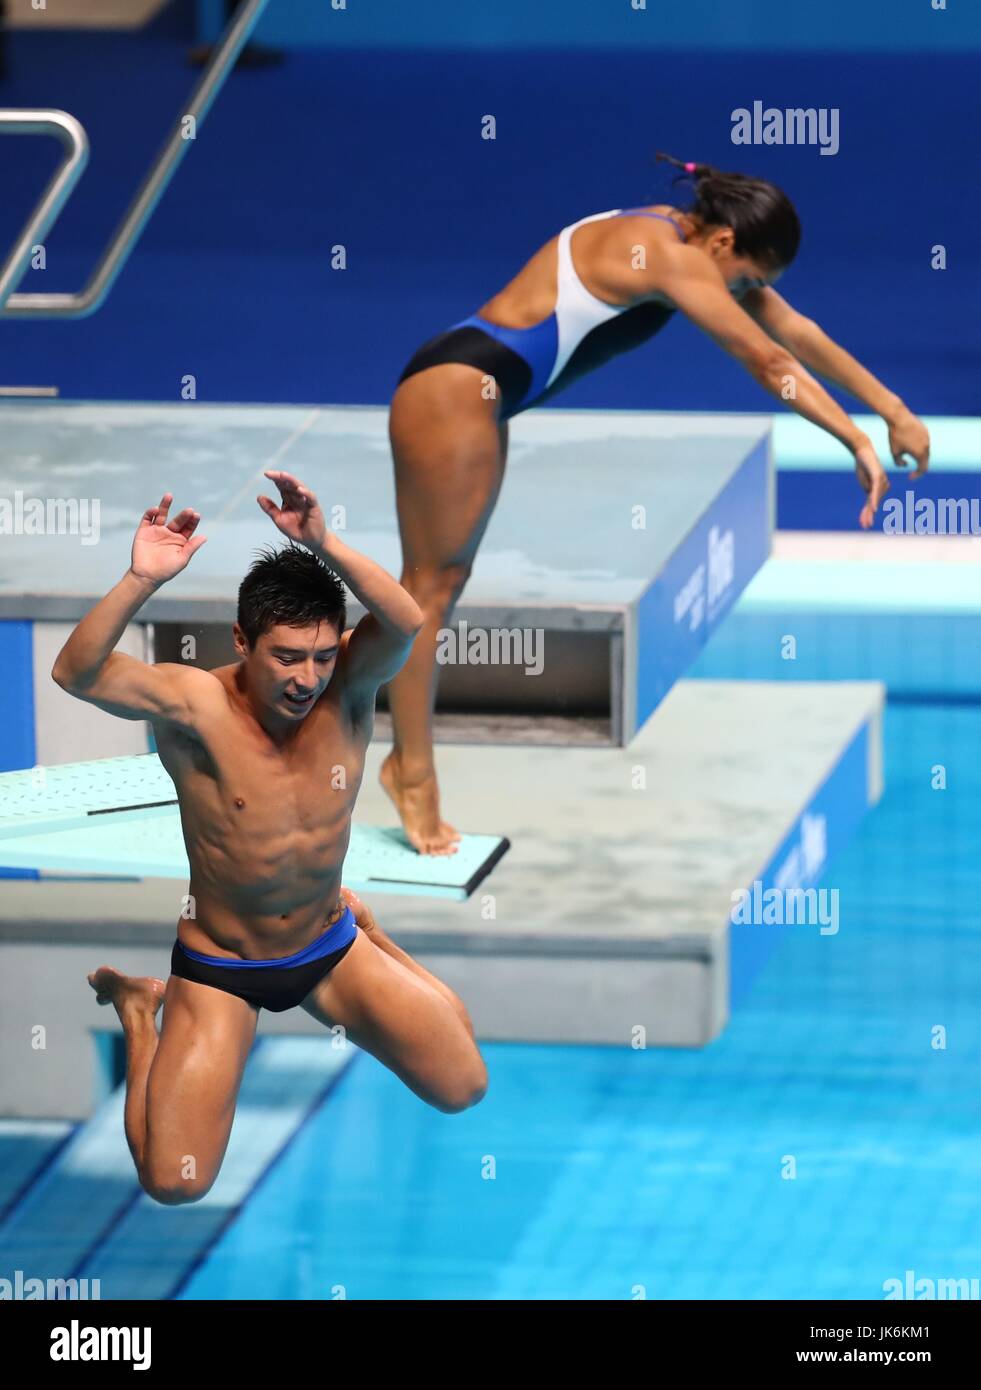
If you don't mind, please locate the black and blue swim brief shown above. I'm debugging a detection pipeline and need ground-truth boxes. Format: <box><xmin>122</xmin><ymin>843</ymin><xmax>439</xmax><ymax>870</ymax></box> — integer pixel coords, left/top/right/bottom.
<box><xmin>170</xmin><ymin>905</ymin><xmax>358</xmax><ymax>1013</ymax></box>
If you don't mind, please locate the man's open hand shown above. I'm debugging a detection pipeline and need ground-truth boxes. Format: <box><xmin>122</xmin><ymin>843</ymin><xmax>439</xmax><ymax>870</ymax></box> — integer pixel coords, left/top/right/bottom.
<box><xmin>130</xmin><ymin>494</ymin><xmax>206</xmax><ymax>585</ymax></box>
<box><xmin>257</xmin><ymin>471</ymin><xmax>327</xmax><ymax>549</ymax></box>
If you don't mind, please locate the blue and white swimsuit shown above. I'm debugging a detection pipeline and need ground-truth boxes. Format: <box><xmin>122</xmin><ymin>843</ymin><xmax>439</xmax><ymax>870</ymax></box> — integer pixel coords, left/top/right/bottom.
<box><xmin>398</xmin><ymin>208</ymin><xmax>686</xmax><ymax>418</ymax></box>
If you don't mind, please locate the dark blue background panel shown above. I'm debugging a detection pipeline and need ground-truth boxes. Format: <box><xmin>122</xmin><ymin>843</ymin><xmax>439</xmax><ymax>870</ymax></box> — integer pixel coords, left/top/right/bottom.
<box><xmin>1</xmin><ymin>35</ymin><xmax>978</xmax><ymax>417</ymax></box>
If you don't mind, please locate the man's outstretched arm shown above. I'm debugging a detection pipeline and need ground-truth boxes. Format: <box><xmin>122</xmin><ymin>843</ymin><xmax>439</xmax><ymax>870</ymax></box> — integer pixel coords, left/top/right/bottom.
<box><xmin>52</xmin><ymin>493</ymin><xmax>209</xmax><ymax>722</ymax></box>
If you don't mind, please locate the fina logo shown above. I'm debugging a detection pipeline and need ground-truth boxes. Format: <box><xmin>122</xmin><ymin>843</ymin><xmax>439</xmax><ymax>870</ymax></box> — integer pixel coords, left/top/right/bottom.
<box><xmin>673</xmin><ymin>525</ymin><xmax>735</xmax><ymax>633</ymax></box>
<box><xmin>775</xmin><ymin>811</ymin><xmax>828</xmax><ymax>891</ymax></box>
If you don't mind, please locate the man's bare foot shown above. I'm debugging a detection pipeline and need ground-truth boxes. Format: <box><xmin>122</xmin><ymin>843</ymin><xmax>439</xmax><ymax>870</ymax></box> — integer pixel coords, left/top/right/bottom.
<box><xmin>379</xmin><ymin>751</ymin><xmax>462</xmax><ymax>856</ymax></box>
<box><xmin>88</xmin><ymin>966</ymin><xmax>165</xmax><ymax>1022</ymax></box>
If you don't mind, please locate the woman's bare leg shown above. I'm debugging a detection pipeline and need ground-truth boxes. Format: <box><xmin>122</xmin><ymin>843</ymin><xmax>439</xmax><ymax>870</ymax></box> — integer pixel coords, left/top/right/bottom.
<box><xmin>383</xmin><ymin>364</ymin><xmax>508</xmax><ymax>854</ymax></box>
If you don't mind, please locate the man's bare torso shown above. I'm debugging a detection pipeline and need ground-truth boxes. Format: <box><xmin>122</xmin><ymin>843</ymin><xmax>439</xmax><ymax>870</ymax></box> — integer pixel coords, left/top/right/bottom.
<box><xmin>155</xmin><ymin>662</ymin><xmax>369</xmax><ymax>961</ymax></box>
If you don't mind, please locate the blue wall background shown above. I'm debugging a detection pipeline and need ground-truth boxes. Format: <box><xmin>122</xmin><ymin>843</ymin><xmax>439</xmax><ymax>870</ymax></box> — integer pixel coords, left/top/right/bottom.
<box><xmin>200</xmin><ymin>0</ymin><xmax>981</xmax><ymax>52</ymax></box>
<box><xmin>1</xmin><ymin>3</ymin><xmax>978</xmax><ymax>418</ymax></box>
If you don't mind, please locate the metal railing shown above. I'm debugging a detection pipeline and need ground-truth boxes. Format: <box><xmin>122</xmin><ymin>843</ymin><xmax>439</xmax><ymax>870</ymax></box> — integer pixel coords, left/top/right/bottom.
<box><xmin>0</xmin><ymin>0</ymin><xmax>272</xmax><ymax>319</ymax></box>
<box><xmin>0</xmin><ymin>110</ymin><xmax>89</xmax><ymax>314</ymax></box>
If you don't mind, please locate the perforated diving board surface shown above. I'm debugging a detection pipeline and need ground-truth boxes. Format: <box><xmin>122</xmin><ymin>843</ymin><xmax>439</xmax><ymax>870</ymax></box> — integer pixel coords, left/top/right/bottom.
<box><xmin>0</xmin><ymin>754</ymin><xmax>508</xmax><ymax>900</ymax></box>
<box><xmin>0</xmin><ymin>401</ymin><xmax>772</xmax><ymax>745</ymax></box>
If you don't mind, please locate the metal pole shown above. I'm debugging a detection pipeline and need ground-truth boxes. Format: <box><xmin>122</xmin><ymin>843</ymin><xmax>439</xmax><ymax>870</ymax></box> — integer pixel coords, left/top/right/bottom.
<box><xmin>0</xmin><ymin>111</ymin><xmax>89</xmax><ymax>312</ymax></box>
<box><xmin>1</xmin><ymin>0</ymin><xmax>273</xmax><ymax>319</ymax></box>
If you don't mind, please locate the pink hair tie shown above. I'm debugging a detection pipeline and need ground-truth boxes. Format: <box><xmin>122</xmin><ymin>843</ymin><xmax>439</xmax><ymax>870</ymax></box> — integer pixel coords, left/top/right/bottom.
<box><xmin>684</xmin><ymin>161</ymin><xmax>697</xmax><ymax>173</ymax></box>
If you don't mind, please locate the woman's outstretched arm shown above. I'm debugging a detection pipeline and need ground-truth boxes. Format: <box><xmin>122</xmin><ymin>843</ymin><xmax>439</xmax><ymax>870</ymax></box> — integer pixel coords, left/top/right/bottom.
<box><xmin>742</xmin><ymin>285</ymin><xmax>931</xmax><ymax>479</ymax></box>
<box><xmin>655</xmin><ymin>247</ymin><xmax>888</xmax><ymax>526</ymax></box>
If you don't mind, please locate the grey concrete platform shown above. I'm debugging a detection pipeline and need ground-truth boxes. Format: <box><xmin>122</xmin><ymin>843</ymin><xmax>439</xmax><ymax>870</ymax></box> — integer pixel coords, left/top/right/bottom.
<box><xmin>0</xmin><ymin>679</ymin><xmax>883</xmax><ymax>1118</ymax></box>
<box><xmin>0</xmin><ymin>401</ymin><xmax>769</xmax><ymax>616</ymax></box>
<box><xmin>1</xmin><ymin>401</ymin><xmax>772</xmax><ymax>746</ymax></box>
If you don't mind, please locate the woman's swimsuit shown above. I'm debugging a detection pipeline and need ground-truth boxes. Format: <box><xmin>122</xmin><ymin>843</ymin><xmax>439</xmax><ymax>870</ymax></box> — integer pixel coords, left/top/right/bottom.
<box><xmin>170</xmin><ymin>904</ymin><xmax>358</xmax><ymax>1012</ymax></box>
<box><xmin>397</xmin><ymin>208</ymin><xmax>686</xmax><ymax>419</ymax></box>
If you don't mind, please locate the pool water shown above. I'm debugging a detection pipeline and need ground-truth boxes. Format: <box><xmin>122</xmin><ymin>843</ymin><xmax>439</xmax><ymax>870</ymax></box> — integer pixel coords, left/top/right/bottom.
<box><xmin>177</xmin><ymin>701</ymin><xmax>981</xmax><ymax>1300</ymax></box>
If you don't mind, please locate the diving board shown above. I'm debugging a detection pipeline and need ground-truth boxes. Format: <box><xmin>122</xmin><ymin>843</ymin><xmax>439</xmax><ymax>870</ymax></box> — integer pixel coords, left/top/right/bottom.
<box><xmin>0</xmin><ymin>753</ymin><xmax>508</xmax><ymax>900</ymax></box>
<box><xmin>0</xmin><ymin>400</ymin><xmax>773</xmax><ymax>751</ymax></box>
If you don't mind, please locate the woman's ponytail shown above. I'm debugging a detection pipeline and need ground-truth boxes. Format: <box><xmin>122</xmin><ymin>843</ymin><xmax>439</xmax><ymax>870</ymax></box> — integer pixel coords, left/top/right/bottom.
<box><xmin>654</xmin><ymin>152</ymin><xmax>801</xmax><ymax>268</ymax></box>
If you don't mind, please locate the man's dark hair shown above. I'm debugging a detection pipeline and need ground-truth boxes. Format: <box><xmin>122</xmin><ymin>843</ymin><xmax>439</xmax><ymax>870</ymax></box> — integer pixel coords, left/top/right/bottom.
<box><xmin>237</xmin><ymin>544</ymin><xmax>347</xmax><ymax>648</ymax></box>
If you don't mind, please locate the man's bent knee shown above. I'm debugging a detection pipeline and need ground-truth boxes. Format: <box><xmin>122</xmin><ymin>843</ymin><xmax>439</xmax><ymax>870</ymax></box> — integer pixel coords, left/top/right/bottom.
<box><xmin>431</xmin><ymin>1062</ymin><xmax>489</xmax><ymax>1115</ymax></box>
<box><xmin>141</xmin><ymin>1177</ymin><xmax>212</xmax><ymax>1206</ymax></box>
<box><xmin>140</xmin><ymin>1164</ymin><xmax>215</xmax><ymax>1206</ymax></box>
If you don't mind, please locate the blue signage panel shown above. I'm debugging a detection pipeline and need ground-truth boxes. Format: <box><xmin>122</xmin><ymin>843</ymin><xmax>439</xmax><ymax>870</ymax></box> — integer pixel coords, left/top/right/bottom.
<box><xmin>729</xmin><ymin>720</ymin><xmax>873</xmax><ymax>1010</ymax></box>
<box><xmin>635</xmin><ymin>434</ymin><xmax>770</xmax><ymax>732</ymax></box>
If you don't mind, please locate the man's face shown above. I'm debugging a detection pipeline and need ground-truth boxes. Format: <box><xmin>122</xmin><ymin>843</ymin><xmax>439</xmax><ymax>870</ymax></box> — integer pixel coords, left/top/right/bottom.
<box><xmin>237</xmin><ymin>620</ymin><xmax>341</xmax><ymax>719</ymax></box>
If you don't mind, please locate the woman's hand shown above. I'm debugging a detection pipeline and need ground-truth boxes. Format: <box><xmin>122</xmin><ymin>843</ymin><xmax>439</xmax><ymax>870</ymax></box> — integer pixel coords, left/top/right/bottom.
<box><xmin>887</xmin><ymin>407</ymin><xmax>930</xmax><ymax>480</ymax></box>
<box><xmin>852</xmin><ymin>441</ymin><xmax>890</xmax><ymax>530</ymax></box>
<box><xmin>130</xmin><ymin>494</ymin><xmax>207</xmax><ymax>585</ymax></box>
